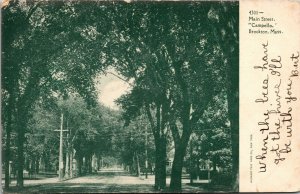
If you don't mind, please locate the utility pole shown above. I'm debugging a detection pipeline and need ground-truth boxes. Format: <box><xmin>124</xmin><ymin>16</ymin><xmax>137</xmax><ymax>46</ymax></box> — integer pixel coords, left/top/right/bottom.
<box><xmin>142</xmin><ymin>110</ymin><xmax>149</xmax><ymax>179</ymax></box>
<box><xmin>54</xmin><ymin>113</ymin><xmax>68</xmax><ymax>181</ymax></box>
<box><xmin>190</xmin><ymin>142</ymin><xmax>193</xmax><ymax>184</ymax></box>
<box><xmin>69</xmin><ymin>124</ymin><xmax>73</xmax><ymax>178</ymax></box>
<box><xmin>65</xmin><ymin>120</ymin><xmax>69</xmax><ymax>179</ymax></box>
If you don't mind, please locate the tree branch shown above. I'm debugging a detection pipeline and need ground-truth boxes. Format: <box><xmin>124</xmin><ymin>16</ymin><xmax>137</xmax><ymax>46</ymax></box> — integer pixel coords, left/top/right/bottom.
<box><xmin>25</xmin><ymin>2</ymin><xmax>41</xmax><ymax>22</ymax></box>
<box><xmin>190</xmin><ymin>89</ymin><xmax>215</xmax><ymax>125</ymax></box>
<box><xmin>106</xmin><ymin>71</ymin><xmax>134</xmax><ymax>87</ymax></box>
<box><xmin>145</xmin><ymin>103</ymin><xmax>158</xmax><ymax>138</ymax></box>
<box><xmin>169</xmin><ymin>120</ymin><xmax>180</xmax><ymax>147</ymax></box>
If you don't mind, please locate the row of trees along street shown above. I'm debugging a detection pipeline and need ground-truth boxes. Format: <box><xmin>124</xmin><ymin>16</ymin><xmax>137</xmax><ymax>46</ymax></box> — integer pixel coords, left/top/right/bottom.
<box><xmin>2</xmin><ymin>0</ymin><xmax>239</xmax><ymax>192</ymax></box>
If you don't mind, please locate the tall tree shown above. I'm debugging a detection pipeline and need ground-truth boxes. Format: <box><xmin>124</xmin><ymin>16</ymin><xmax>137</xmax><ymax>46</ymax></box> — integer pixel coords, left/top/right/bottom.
<box><xmin>117</xmin><ymin>85</ymin><xmax>170</xmax><ymax>190</ymax></box>
<box><xmin>206</xmin><ymin>2</ymin><xmax>239</xmax><ymax>190</ymax></box>
<box><xmin>111</xmin><ymin>2</ymin><xmax>232</xmax><ymax>191</ymax></box>
<box><xmin>189</xmin><ymin>90</ymin><xmax>232</xmax><ymax>184</ymax></box>
<box><xmin>2</xmin><ymin>0</ymin><xmax>112</xmax><ymax>187</ymax></box>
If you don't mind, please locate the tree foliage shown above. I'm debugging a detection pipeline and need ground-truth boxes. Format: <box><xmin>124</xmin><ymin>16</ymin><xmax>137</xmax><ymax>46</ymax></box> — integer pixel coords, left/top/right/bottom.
<box><xmin>112</xmin><ymin>2</ymin><xmax>237</xmax><ymax>191</ymax></box>
<box><xmin>2</xmin><ymin>1</ymin><xmax>238</xmax><ymax>191</ymax></box>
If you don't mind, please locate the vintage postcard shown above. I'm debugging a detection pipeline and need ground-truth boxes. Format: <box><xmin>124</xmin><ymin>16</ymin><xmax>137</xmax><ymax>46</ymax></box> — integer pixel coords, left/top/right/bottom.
<box><xmin>0</xmin><ymin>0</ymin><xmax>299</xmax><ymax>193</ymax></box>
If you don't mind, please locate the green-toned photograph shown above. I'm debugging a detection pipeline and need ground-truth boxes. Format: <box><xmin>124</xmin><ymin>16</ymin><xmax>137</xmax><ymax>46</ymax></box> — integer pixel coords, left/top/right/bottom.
<box><xmin>1</xmin><ymin>0</ymin><xmax>239</xmax><ymax>193</ymax></box>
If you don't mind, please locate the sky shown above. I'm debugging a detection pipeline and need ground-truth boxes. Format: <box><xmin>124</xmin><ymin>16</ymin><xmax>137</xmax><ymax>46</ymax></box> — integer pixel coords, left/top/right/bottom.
<box><xmin>96</xmin><ymin>69</ymin><xmax>131</xmax><ymax>110</ymax></box>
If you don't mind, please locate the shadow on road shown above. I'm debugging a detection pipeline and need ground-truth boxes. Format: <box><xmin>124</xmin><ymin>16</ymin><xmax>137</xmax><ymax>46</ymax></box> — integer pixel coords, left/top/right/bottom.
<box><xmin>5</xmin><ymin>183</ymin><xmax>157</xmax><ymax>193</ymax></box>
<box><xmin>4</xmin><ymin>170</ymin><xmax>157</xmax><ymax>193</ymax></box>
<box><xmin>93</xmin><ymin>170</ymin><xmax>133</xmax><ymax>177</ymax></box>
<box><xmin>3</xmin><ymin>170</ymin><xmax>221</xmax><ymax>193</ymax></box>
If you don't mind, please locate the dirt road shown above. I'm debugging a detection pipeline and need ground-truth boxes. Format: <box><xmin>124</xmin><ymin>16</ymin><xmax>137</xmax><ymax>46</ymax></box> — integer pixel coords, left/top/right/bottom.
<box><xmin>3</xmin><ymin>168</ymin><xmax>205</xmax><ymax>193</ymax></box>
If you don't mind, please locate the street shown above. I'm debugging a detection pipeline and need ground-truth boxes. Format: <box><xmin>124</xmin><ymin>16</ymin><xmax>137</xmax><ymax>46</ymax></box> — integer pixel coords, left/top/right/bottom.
<box><xmin>3</xmin><ymin>168</ymin><xmax>206</xmax><ymax>193</ymax></box>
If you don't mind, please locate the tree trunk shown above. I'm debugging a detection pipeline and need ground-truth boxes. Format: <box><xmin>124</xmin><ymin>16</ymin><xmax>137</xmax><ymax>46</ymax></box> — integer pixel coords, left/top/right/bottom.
<box><xmin>145</xmin><ymin>101</ymin><xmax>168</xmax><ymax>190</ymax></box>
<box><xmin>4</xmin><ymin>96</ymin><xmax>14</xmax><ymax>189</ymax></box>
<box><xmin>65</xmin><ymin>152</ymin><xmax>70</xmax><ymax>178</ymax></box>
<box><xmin>212</xmin><ymin>158</ymin><xmax>217</xmax><ymax>172</ymax></box>
<box><xmin>226</xmin><ymin>37</ymin><xmax>239</xmax><ymax>192</ymax></box>
<box><xmin>228</xmin><ymin>96</ymin><xmax>239</xmax><ymax>191</ymax></box>
<box><xmin>16</xmin><ymin>127</ymin><xmax>25</xmax><ymax>188</ymax></box>
<box><xmin>44</xmin><ymin>154</ymin><xmax>50</xmax><ymax>172</ymax></box>
<box><xmin>197</xmin><ymin>158</ymin><xmax>200</xmax><ymax>181</ymax></box>
<box><xmin>88</xmin><ymin>155</ymin><xmax>92</xmax><ymax>173</ymax></box>
<box><xmin>84</xmin><ymin>156</ymin><xmax>88</xmax><ymax>174</ymax></box>
<box><xmin>4</xmin><ymin>125</ymin><xmax>12</xmax><ymax>189</ymax></box>
<box><xmin>30</xmin><ymin>157</ymin><xmax>35</xmax><ymax>177</ymax></box>
<box><xmin>15</xmin><ymin>106</ymin><xmax>30</xmax><ymax>188</ymax></box>
<box><xmin>189</xmin><ymin>143</ymin><xmax>193</xmax><ymax>184</ymax></box>
<box><xmin>77</xmin><ymin>154</ymin><xmax>83</xmax><ymax>176</ymax></box>
<box><xmin>132</xmin><ymin>153</ymin><xmax>136</xmax><ymax>174</ymax></box>
<box><xmin>169</xmin><ymin>145</ymin><xmax>185</xmax><ymax>191</ymax></box>
<box><xmin>154</xmin><ymin>137</ymin><xmax>166</xmax><ymax>190</ymax></box>
<box><xmin>37</xmin><ymin>157</ymin><xmax>40</xmax><ymax>174</ymax></box>
<box><xmin>136</xmin><ymin>153</ymin><xmax>140</xmax><ymax>177</ymax></box>
<box><xmin>86</xmin><ymin>156</ymin><xmax>89</xmax><ymax>174</ymax></box>
<box><xmin>169</xmin><ymin>137</ymin><xmax>189</xmax><ymax>192</ymax></box>
<box><xmin>69</xmin><ymin>150</ymin><xmax>73</xmax><ymax>178</ymax></box>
